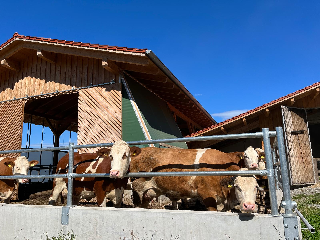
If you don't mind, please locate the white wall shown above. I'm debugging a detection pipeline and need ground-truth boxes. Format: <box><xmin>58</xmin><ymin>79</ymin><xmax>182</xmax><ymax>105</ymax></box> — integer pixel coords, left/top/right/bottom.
<box><xmin>0</xmin><ymin>204</ymin><xmax>292</xmax><ymax>240</ymax></box>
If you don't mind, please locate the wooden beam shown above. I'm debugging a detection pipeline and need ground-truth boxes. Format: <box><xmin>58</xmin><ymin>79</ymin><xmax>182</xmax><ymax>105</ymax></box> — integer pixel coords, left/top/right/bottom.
<box><xmin>313</xmin><ymin>88</ymin><xmax>320</xmax><ymax>100</ymax></box>
<box><xmin>0</xmin><ymin>59</ymin><xmax>20</xmax><ymax>71</ymax></box>
<box><xmin>119</xmin><ymin>62</ymin><xmax>160</xmax><ymax>75</ymax></box>
<box><xmin>21</xmin><ymin>41</ymin><xmax>149</xmax><ymax>65</ymax></box>
<box><xmin>37</xmin><ymin>50</ymin><xmax>56</xmax><ymax>64</ymax></box>
<box><xmin>220</xmin><ymin>127</ymin><xmax>227</xmax><ymax>134</ymax></box>
<box><xmin>243</xmin><ymin>118</ymin><xmax>247</xmax><ymax>126</ymax></box>
<box><xmin>102</xmin><ymin>59</ymin><xmax>119</xmax><ymax>74</ymax></box>
<box><xmin>289</xmin><ymin>98</ymin><xmax>295</xmax><ymax>106</ymax></box>
<box><xmin>125</xmin><ymin>71</ymin><xmax>169</xmax><ymax>83</ymax></box>
<box><xmin>167</xmin><ymin>103</ymin><xmax>202</xmax><ymax>130</ymax></box>
<box><xmin>264</xmin><ymin>108</ymin><xmax>270</xmax><ymax>117</ymax></box>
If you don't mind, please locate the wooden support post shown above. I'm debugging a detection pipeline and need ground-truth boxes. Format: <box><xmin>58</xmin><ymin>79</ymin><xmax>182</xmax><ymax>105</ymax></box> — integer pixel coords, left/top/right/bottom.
<box><xmin>46</xmin><ymin>118</ymin><xmax>71</xmax><ymax>168</ymax></box>
<box><xmin>53</xmin><ymin>132</ymin><xmax>60</xmax><ymax>167</ymax></box>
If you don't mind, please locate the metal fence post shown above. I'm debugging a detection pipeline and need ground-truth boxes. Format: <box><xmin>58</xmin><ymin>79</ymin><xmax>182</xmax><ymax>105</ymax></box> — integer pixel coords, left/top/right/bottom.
<box><xmin>62</xmin><ymin>142</ymin><xmax>74</xmax><ymax>225</ymax></box>
<box><xmin>276</xmin><ymin>127</ymin><xmax>300</xmax><ymax>240</ymax></box>
<box><xmin>262</xmin><ymin>128</ymin><xmax>279</xmax><ymax>216</ymax></box>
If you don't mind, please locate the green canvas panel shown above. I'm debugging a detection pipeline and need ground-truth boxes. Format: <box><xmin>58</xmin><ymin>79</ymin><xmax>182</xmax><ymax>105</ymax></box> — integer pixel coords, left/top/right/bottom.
<box><xmin>124</xmin><ymin>77</ymin><xmax>187</xmax><ymax>149</ymax></box>
<box><xmin>121</xmin><ymin>83</ymin><xmax>147</xmax><ymax>147</ymax></box>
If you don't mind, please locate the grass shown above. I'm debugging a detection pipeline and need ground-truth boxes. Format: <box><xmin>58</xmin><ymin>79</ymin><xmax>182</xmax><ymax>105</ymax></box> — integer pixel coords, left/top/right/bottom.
<box><xmin>46</xmin><ymin>231</ymin><xmax>76</xmax><ymax>240</ymax></box>
<box><xmin>293</xmin><ymin>193</ymin><xmax>320</xmax><ymax>240</ymax></box>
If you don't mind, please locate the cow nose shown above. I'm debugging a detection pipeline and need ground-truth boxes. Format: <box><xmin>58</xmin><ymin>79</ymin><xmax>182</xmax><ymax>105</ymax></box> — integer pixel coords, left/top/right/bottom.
<box><xmin>110</xmin><ymin>170</ymin><xmax>120</xmax><ymax>178</ymax></box>
<box><xmin>21</xmin><ymin>179</ymin><xmax>29</xmax><ymax>183</ymax></box>
<box><xmin>243</xmin><ymin>202</ymin><xmax>255</xmax><ymax>211</ymax></box>
<box><xmin>250</xmin><ymin>163</ymin><xmax>258</xmax><ymax>169</ymax></box>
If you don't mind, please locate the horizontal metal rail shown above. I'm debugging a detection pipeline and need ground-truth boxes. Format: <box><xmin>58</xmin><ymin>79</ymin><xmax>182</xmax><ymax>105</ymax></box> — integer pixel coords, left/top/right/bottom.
<box><xmin>0</xmin><ymin>131</ymin><xmax>277</xmax><ymax>155</ymax></box>
<box><xmin>0</xmin><ymin>170</ymin><xmax>268</xmax><ymax>180</ymax></box>
<box><xmin>0</xmin><ymin>129</ymin><xmax>290</xmax><ymax>222</ymax></box>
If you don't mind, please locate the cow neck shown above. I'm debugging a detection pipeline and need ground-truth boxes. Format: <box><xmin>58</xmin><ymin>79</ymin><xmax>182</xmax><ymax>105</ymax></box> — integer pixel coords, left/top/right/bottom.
<box><xmin>73</xmin><ymin>156</ymin><xmax>99</xmax><ymax>171</ymax></box>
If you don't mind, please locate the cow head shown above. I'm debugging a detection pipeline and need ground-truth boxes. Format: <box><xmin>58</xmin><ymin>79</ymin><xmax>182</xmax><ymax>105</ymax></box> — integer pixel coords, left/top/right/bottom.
<box><xmin>233</xmin><ymin>170</ymin><xmax>259</xmax><ymax>213</ymax></box>
<box><xmin>3</xmin><ymin>156</ymin><xmax>39</xmax><ymax>183</ymax></box>
<box><xmin>109</xmin><ymin>140</ymin><xmax>141</xmax><ymax>178</ymax></box>
<box><xmin>96</xmin><ymin>148</ymin><xmax>111</xmax><ymax>157</ymax></box>
<box><xmin>240</xmin><ymin>146</ymin><xmax>265</xmax><ymax>169</ymax></box>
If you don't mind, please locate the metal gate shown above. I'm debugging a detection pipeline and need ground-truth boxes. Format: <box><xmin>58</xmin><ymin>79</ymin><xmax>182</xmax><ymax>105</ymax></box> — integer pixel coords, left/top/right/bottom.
<box><xmin>281</xmin><ymin>106</ymin><xmax>316</xmax><ymax>185</ymax></box>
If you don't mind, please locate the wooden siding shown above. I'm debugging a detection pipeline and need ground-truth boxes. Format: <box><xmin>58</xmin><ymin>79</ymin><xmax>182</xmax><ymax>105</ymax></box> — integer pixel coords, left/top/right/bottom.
<box><xmin>77</xmin><ymin>84</ymin><xmax>122</xmax><ymax>153</ymax></box>
<box><xmin>0</xmin><ymin>100</ymin><xmax>25</xmax><ymax>157</ymax></box>
<box><xmin>0</xmin><ymin>51</ymin><xmax>115</xmax><ymax>102</ymax></box>
<box><xmin>282</xmin><ymin>106</ymin><xmax>316</xmax><ymax>185</ymax></box>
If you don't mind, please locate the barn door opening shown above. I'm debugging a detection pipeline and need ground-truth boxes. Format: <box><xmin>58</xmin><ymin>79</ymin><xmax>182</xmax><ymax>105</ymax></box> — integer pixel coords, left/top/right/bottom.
<box><xmin>281</xmin><ymin>106</ymin><xmax>316</xmax><ymax>185</ymax></box>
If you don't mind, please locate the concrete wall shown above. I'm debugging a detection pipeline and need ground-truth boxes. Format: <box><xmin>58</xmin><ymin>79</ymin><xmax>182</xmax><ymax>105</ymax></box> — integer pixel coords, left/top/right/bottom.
<box><xmin>0</xmin><ymin>204</ymin><xmax>287</xmax><ymax>240</ymax></box>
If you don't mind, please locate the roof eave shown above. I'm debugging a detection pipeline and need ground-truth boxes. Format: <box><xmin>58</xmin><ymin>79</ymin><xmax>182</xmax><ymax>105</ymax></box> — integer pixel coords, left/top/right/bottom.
<box><xmin>146</xmin><ymin>50</ymin><xmax>216</xmax><ymax>125</ymax></box>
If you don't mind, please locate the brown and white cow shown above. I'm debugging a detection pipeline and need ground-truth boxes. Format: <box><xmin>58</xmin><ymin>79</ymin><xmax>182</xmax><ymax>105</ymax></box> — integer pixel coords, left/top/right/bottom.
<box><xmin>0</xmin><ymin>156</ymin><xmax>38</xmax><ymax>203</ymax></box>
<box><xmin>49</xmin><ymin>149</ymin><xmax>128</xmax><ymax>207</ymax></box>
<box><xmin>109</xmin><ymin>141</ymin><xmax>260</xmax><ymax>213</ymax></box>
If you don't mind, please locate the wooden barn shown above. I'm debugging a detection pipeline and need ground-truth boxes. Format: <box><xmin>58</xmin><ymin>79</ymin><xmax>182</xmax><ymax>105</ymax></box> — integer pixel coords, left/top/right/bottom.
<box><xmin>0</xmin><ymin>33</ymin><xmax>215</xmax><ymax>169</ymax></box>
<box><xmin>188</xmin><ymin>82</ymin><xmax>320</xmax><ymax>186</ymax></box>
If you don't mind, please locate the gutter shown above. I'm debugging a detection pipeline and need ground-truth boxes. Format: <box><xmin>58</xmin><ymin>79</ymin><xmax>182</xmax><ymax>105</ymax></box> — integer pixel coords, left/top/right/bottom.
<box><xmin>146</xmin><ymin>50</ymin><xmax>216</xmax><ymax>125</ymax></box>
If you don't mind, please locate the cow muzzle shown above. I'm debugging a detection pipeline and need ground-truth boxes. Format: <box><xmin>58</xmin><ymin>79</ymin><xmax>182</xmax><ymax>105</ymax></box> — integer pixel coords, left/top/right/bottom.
<box><xmin>241</xmin><ymin>202</ymin><xmax>256</xmax><ymax>213</ymax></box>
<box><xmin>249</xmin><ymin>163</ymin><xmax>258</xmax><ymax>169</ymax></box>
<box><xmin>19</xmin><ymin>178</ymin><xmax>29</xmax><ymax>183</ymax></box>
<box><xmin>110</xmin><ymin>170</ymin><xmax>120</xmax><ymax>178</ymax></box>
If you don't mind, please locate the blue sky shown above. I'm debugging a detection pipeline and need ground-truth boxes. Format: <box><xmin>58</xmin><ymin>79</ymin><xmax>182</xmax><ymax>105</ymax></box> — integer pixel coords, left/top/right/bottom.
<box><xmin>1</xmin><ymin>0</ymin><xmax>320</xmax><ymax>146</ymax></box>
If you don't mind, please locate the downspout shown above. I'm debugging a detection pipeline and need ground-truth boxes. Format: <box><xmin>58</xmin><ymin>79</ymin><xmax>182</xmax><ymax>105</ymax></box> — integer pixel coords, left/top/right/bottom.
<box><xmin>145</xmin><ymin>50</ymin><xmax>216</xmax><ymax>126</ymax></box>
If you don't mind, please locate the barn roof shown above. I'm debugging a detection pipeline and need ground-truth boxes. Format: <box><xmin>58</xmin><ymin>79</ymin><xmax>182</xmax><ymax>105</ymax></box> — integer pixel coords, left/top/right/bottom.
<box><xmin>189</xmin><ymin>81</ymin><xmax>320</xmax><ymax>137</ymax></box>
<box><xmin>0</xmin><ymin>33</ymin><xmax>216</xmax><ymax>129</ymax></box>
<box><xmin>0</xmin><ymin>32</ymin><xmax>147</xmax><ymax>54</ymax></box>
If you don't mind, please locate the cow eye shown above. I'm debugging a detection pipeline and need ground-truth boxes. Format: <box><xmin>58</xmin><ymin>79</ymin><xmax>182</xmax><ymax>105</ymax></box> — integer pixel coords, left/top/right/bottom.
<box><xmin>235</xmin><ymin>185</ymin><xmax>242</xmax><ymax>192</ymax></box>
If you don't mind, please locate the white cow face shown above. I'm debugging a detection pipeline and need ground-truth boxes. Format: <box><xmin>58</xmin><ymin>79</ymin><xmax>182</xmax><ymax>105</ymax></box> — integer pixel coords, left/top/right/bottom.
<box><xmin>109</xmin><ymin>141</ymin><xmax>131</xmax><ymax>178</ymax></box>
<box><xmin>243</xmin><ymin>146</ymin><xmax>264</xmax><ymax>169</ymax></box>
<box><xmin>233</xmin><ymin>173</ymin><xmax>259</xmax><ymax>213</ymax></box>
<box><xmin>4</xmin><ymin>156</ymin><xmax>38</xmax><ymax>183</ymax></box>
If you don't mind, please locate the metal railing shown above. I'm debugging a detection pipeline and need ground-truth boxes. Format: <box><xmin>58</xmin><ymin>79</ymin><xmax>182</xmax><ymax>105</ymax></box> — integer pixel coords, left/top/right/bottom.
<box><xmin>0</xmin><ymin>127</ymin><xmax>300</xmax><ymax>237</ymax></box>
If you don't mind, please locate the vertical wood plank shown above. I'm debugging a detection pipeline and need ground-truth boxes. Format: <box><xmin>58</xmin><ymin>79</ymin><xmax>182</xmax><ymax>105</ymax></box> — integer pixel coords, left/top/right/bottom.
<box><xmin>88</xmin><ymin>58</ymin><xmax>93</xmax><ymax>86</ymax></box>
<box><xmin>66</xmin><ymin>54</ymin><xmax>72</xmax><ymax>88</ymax></box>
<box><xmin>55</xmin><ymin>53</ymin><xmax>61</xmax><ymax>91</ymax></box>
<box><xmin>71</xmin><ymin>55</ymin><xmax>77</xmax><ymax>87</ymax></box>
<box><xmin>60</xmin><ymin>54</ymin><xmax>67</xmax><ymax>90</ymax></box>
<box><xmin>51</xmin><ymin>60</ymin><xmax>56</xmax><ymax>93</ymax></box>
<box><xmin>83</xmin><ymin>57</ymin><xmax>88</xmax><ymax>87</ymax></box>
<box><xmin>98</xmin><ymin>59</ymin><xmax>104</xmax><ymax>84</ymax></box>
<box><xmin>77</xmin><ymin>56</ymin><xmax>82</xmax><ymax>88</ymax></box>
<box><xmin>40</xmin><ymin>57</ymin><xmax>46</xmax><ymax>93</ymax></box>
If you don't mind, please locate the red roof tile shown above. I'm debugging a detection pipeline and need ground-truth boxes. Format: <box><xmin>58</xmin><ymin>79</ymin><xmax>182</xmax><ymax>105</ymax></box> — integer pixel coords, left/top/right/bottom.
<box><xmin>189</xmin><ymin>81</ymin><xmax>320</xmax><ymax>137</ymax></box>
<box><xmin>0</xmin><ymin>32</ymin><xmax>148</xmax><ymax>54</ymax></box>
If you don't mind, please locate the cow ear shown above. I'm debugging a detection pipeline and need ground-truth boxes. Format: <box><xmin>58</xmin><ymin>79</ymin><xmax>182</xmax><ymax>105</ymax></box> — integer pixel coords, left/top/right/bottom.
<box><xmin>130</xmin><ymin>146</ymin><xmax>141</xmax><ymax>157</ymax></box>
<box><xmin>255</xmin><ymin>148</ymin><xmax>265</xmax><ymax>157</ymax></box>
<box><xmin>97</xmin><ymin>148</ymin><xmax>111</xmax><ymax>157</ymax></box>
<box><xmin>235</xmin><ymin>152</ymin><xmax>245</xmax><ymax>160</ymax></box>
<box><xmin>29</xmin><ymin>160</ymin><xmax>39</xmax><ymax>167</ymax></box>
<box><xmin>236</xmin><ymin>152</ymin><xmax>245</xmax><ymax>167</ymax></box>
<box><xmin>4</xmin><ymin>161</ymin><xmax>14</xmax><ymax>168</ymax></box>
<box><xmin>220</xmin><ymin>176</ymin><xmax>235</xmax><ymax>188</ymax></box>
